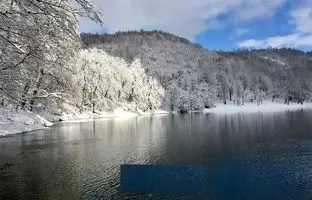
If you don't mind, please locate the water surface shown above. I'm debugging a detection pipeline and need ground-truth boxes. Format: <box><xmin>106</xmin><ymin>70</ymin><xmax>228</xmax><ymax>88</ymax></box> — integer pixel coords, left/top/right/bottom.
<box><xmin>1</xmin><ymin>110</ymin><xmax>312</xmax><ymax>199</ymax></box>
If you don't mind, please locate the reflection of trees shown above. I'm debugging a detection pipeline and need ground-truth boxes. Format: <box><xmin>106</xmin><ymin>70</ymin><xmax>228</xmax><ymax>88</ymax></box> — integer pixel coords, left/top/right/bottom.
<box><xmin>157</xmin><ymin>111</ymin><xmax>310</xmax><ymax>164</ymax></box>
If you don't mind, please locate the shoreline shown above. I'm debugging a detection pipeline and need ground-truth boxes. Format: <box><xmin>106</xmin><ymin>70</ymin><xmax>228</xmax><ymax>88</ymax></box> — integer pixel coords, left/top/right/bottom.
<box><xmin>1</xmin><ymin>101</ymin><xmax>312</xmax><ymax>137</ymax></box>
<box><xmin>54</xmin><ymin>109</ymin><xmax>170</xmax><ymax>124</ymax></box>
<box><xmin>0</xmin><ymin>108</ymin><xmax>170</xmax><ymax>137</ymax></box>
<box><xmin>0</xmin><ymin>108</ymin><xmax>53</xmax><ymax>137</ymax></box>
<box><xmin>204</xmin><ymin>101</ymin><xmax>312</xmax><ymax>114</ymax></box>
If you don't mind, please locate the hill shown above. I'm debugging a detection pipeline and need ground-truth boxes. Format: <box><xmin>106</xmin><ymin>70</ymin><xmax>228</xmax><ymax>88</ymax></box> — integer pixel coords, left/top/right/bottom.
<box><xmin>79</xmin><ymin>31</ymin><xmax>312</xmax><ymax>112</ymax></box>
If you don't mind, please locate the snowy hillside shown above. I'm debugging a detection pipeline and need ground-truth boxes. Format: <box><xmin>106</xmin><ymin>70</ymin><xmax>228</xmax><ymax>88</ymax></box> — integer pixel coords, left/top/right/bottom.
<box><xmin>80</xmin><ymin>31</ymin><xmax>312</xmax><ymax>112</ymax></box>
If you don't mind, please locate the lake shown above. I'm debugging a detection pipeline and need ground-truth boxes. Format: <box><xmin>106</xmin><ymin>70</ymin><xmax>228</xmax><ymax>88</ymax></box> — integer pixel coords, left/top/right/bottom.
<box><xmin>1</xmin><ymin>110</ymin><xmax>312</xmax><ymax>199</ymax></box>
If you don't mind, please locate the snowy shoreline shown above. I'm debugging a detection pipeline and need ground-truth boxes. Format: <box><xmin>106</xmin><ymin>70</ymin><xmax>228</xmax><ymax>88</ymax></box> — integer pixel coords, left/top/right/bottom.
<box><xmin>204</xmin><ymin>101</ymin><xmax>312</xmax><ymax>114</ymax></box>
<box><xmin>0</xmin><ymin>108</ymin><xmax>53</xmax><ymax>137</ymax></box>
<box><xmin>1</xmin><ymin>101</ymin><xmax>312</xmax><ymax>137</ymax></box>
<box><xmin>0</xmin><ymin>107</ymin><xmax>169</xmax><ymax>137</ymax></box>
<box><xmin>48</xmin><ymin>108</ymin><xmax>169</xmax><ymax>123</ymax></box>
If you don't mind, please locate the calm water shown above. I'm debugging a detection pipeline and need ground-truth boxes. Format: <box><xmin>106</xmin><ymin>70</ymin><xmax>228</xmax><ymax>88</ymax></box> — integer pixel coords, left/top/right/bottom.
<box><xmin>1</xmin><ymin>110</ymin><xmax>312</xmax><ymax>199</ymax></box>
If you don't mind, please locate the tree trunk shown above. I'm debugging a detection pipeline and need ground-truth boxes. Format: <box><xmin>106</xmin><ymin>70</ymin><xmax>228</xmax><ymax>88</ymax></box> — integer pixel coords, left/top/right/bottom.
<box><xmin>229</xmin><ymin>87</ymin><xmax>233</xmax><ymax>101</ymax></box>
<box><xmin>92</xmin><ymin>103</ymin><xmax>96</xmax><ymax>113</ymax></box>
<box><xmin>81</xmin><ymin>75</ymin><xmax>88</xmax><ymax>108</ymax></box>
<box><xmin>91</xmin><ymin>87</ymin><xmax>97</xmax><ymax>113</ymax></box>
<box><xmin>128</xmin><ymin>88</ymin><xmax>134</xmax><ymax>102</ymax></box>
<box><xmin>30</xmin><ymin>69</ymin><xmax>44</xmax><ymax>111</ymax></box>
<box><xmin>21</xmin><ymin>81</ymin><xmax>31</xmax><ymax>109</ymax></box>
<box><xmin>118</xmin><ymin>90</ymin><xmax>121</xmax><ymax>99</ymax></box>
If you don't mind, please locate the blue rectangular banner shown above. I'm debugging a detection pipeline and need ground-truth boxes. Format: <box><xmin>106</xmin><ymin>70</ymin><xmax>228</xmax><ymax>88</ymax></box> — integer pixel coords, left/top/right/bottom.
<box><xmin>120</xmin><ymin>165</ymin><xmax>208</xmax><ymax>195</ymax></box>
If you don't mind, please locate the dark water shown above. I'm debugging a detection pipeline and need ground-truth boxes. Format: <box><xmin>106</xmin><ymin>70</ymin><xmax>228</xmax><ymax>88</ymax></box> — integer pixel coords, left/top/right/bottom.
<box><xmin>1</xmin><ymin>110</ymin><xmax>312</xmax><ymax>200</ymax></box>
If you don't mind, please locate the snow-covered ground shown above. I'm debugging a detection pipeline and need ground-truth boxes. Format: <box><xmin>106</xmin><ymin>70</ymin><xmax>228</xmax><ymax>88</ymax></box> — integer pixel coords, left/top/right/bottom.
<box><xmin>204</xmin><ymin>101</ymin><xmax>312</xmax><ymax>114</ymax></box>
<box><xmin>0</xmin><ymin>107</ymin><xmax>53</xmax><ymax>137</ymax></box>
<box><xmin>52</xmin><ymin>108</ymin><xmax>169</xmax><ymax>123</ymax></box>
<box><xmin>0</xmin><ymin>105</ymin><xmax>169</xmax><ymax>136</ymax></box>
<box><xmin>39</xmin><ymin>103</ymin><xmax>169</xmax><ymax>123</ymax></box>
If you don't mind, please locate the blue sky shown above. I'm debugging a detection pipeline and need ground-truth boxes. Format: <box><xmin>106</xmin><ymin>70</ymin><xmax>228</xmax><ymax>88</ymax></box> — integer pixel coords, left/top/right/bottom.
<box><xmin>79</xmin><ymin>0</ymin><xmax>312</xmax><ymax>51</ymax></box>
<box><xmin>196</xmin><ymin>2</ymin><xmax>293</xmax><ymax>50</ymax></box>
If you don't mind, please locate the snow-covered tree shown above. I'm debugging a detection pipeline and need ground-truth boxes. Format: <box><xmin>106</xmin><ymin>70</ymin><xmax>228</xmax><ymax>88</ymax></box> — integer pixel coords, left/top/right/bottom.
<box><xmin>165</xmin><ymin>83</ymin><xmax>181</xmax><ymax>111</ymax></box>
<box><xmin>0</xmin><ymin>0</ymin><xmax>102</xmax><ymax>110</ymax></box>
<box><xmin>69</xmin><ymin>49</ymin><xmax>165</xmax><ymax>112</ymax></box>
<box><xmin>196</xmin><ymin>82</ymin><xmax>217</xmax><ymax>108</ymax></box>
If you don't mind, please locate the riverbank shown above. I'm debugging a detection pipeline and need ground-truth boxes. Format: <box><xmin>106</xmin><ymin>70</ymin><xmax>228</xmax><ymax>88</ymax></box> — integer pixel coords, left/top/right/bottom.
<box><xmin>42</xmin><ymin>108</ymin><xmax>169</xmax><ymax>123</ymax></box>
<box><xmin>1</xmin><ymin>101</ymin><xmax>312</xmax><ymax>136</ymax></box>
<box><xmin>0</xmin><ymin>107</ymin><xmax>53</xmax><ymax>137</ymax></box>
<box><xmin>0</xmin><ymin>107</ymin><xmax>169</xmax><ymax>137</ymax></box>
<box><xmin>204</xmin><ymin>101</ymin><xmax>312</xmax><ymax>114</ymax></box>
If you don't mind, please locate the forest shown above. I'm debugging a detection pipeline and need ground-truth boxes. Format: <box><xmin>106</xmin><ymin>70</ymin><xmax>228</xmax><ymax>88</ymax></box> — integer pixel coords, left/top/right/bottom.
<box><xmin>76</xmin><ymin>32</ymin><xmax>312</xmax><ymax>112</ymax></box>
<box><xmin>1</xmin><ymin>1</ymin><xmax>312</xmax><ymax>116</ymax></box>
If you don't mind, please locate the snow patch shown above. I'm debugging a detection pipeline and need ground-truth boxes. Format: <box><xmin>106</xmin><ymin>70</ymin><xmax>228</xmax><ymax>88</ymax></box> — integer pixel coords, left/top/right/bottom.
<box><xmin>204</xmin><ymin>101</ymin><xmax>312</xmax><ymax>114</ymax></box>
<box><xmin>261</xmin><ymin>56</ymin><xmax>286</xmax><ymax>66</ymax></box>
<box><xmin>59</xmin><ymin>109</ymin><xmax>169</xmax><ymax>123</ymax></box>
<box><xmin>0</xmin><ymin>108</ymin><xmax>53</xmax><ymax>137</ymax></box>
<box><xmin>36</xmin><ymin>115</ymin><xmax>54</xmax><ymax>127</ymax></box>
<box><xmin>113</xmin><ymin>108</ymin><xmax>138</xmax><ymax>118</ymax></box>
<box><xmin>41</xmin><ymin>104</ymin><xmax>170</xmax><ymax>124</ymax></box>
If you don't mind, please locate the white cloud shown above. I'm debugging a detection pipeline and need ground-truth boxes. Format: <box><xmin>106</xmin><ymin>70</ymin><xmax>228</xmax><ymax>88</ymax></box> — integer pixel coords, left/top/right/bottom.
<box><xmin>289</xmin><ymin>1</ymin><xmax>312</xmax><ymax>34</ymax></box>
<box><xmin>238</xmin><ymin>39</ymin><xmax>264</xmax><ymax>48</ymax></box>
<box><xmin>232</xmin><ymin>0</ymin><xmax>287</xmax><ymax>22</ymax></box>
<box><xmin>238</xmin><ymin>34</ymin><xmax>312</xmax><ymax>48</ymax></box>
<box><xmin>233</xmin><ymin>28</ymin><xmax>250</xmax><ymax>36</ymax></box>
<box><xmin>79</xmin><ymin>0</ymin><xmax>286</xmax><ymax>41</ymax></box>
<box><xmin>238</xmin><ymin>0</ymin><xmax>312</xmax><ymax>48</ymax></box>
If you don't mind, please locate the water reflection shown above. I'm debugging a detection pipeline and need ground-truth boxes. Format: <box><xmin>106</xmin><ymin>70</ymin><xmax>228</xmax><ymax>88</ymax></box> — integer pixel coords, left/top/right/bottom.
<box><xmin>1</xmin><ymin>110</ymin><xmax>312</xmax><ymax>199</ymax></box>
